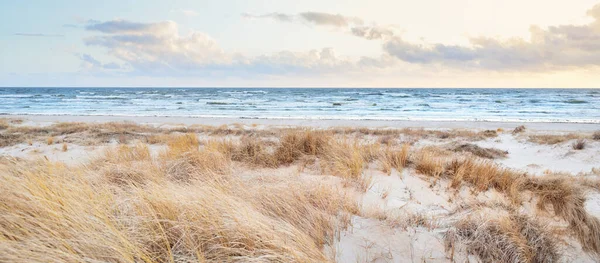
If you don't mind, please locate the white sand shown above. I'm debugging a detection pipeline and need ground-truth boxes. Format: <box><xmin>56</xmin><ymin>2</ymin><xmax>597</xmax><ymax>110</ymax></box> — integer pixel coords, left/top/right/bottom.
<box><xmin>6</xmin><ymin>114</ymin><xmax>600</xmax><ymax>131</ymax></box>
<box><xmin>477</xmin><ymin>133</ymin><xmax>600</xmax><ymax>175</ymax></box>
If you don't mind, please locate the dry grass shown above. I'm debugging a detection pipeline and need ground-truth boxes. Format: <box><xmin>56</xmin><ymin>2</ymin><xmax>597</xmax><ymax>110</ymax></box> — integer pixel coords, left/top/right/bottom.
<box><xmin>414</xmin><ymin>150</ymin><xmax>446</xmax><ymax>178</ymax></box>
<box><xmin>512</xmin><ymin>125</ymin><xmax>526</xmax><ymax>134</ymax></box>
<box><xmin>451</xmin><ymin>143</ymin><xmax>508</xmax><ymax>159</ymax></box>
<box><xmin>232</xmin><ymin>137</ymin><xmax>278</xmax><ymax>167</ymax></box>
<box><xmin>0</xmin><ymin>119</ymin><xmax>8</xmax><ymax>130</ymax></box>
<box><xmin>445</xmin><ymin>206</ymin><xmax>560</xmax><ymax>262</ymax></box>
<box><xmin>444</xmin><ymin>159</ymin><xmax>526</xmax><ymax>203</ymax></box>
<box><xmin>330</xmin><ymin>127</ymin><xmax>494</xmax><ymax>141</ymax></box>
<box><xmin>529</xmin><ymin>133</ymin><xmax>583</xmax><ymax>145</ymax></box>
<box><xmin>594</xmin><ymin>131</ymin><xmax>600</xmax><ymax>141</ymax></box>
<box><xmin>322</xmin><ymin>140</ymin><xmax>366</xmax><ymax>181</ymax></box>
<box><xmin>0</xmin><ymin>141</ymin><xmax>357</xmax><ymax>262</ymax></box>
<box><xmin>527</xmin><ymin>177</ymin><xmax>600</xmax><ymax>257</ymax></box>
<box><xmin>46</xmin><ymin>136</ymin><xmax>54</xmax><ymax>145</ymax></box>
<box><xmin>416</xmin><ymin>148</ymin><xmax>600</xmax><ymax>258</ymax></box>
<box><xmin>3</xmin><ymin>122</ymin><xmax>600</xmax><ymax>261</ymax></box>
<box><xmin>0</xmin><ymin>133</ymin><xmax>23</xmax><ymax>147</ymax></box>
<box><xmin>572</xmin><ymin>139</ymin><xmax>586</xmax><ymax>150</ymax></box>
<box><xmin>62</xmin><ymin>142</ymin><xmax>68</xmax><ymax>152</ymax></box>
<box><xmin>379</xmin><ymin>144</ymin><xmax>410</xmax><ymax>175</ymax></box>
<box><xmin>274</xmin><ymin>130</ymin><xmax>331</xmax><ymax>165</ymax></box>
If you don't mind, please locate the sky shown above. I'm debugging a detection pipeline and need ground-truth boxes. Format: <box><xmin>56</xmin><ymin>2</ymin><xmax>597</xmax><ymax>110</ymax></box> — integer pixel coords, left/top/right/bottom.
<box><xmin>1</xmin><ymin>0</ymin><xmax>600</xmax><ymax>88</ymax></box>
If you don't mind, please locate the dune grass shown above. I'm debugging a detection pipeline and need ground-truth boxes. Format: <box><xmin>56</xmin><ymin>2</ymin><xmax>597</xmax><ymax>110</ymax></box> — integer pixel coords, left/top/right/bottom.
<box><xmin>572</xmin><ymin>139</ymin><xmax>586</xmax><ymax>150</ymax></box>
<box><xmin>445</xmin><ymin>205</ymin><xmax>559</xmax><ymax>262</ymax></box>
<box><xmin>529</xmin><ymin>133</ymin><xmax>583</xmax><ymax>145</ymax></box>
<box><xmin>0</xmin><ymin>137</ymin><xmax>358</xmax><ymax>262</ymax></box>
<box><xmin>451</xmin><ymin>143</ymin><xmax>508</xmax><ymax>159</ymax></box>
<box><xmin>411</xmin><ymin>149</ymin><xmax>600</xmax><ymax>258</ymax></box>
<box><xmin>1</xmin><ymin>122</ymin><xmax>599</xmax><ymax>262</ymax></box>
<box><xmin>0</xmin><ymin>119</ymin><xmax>8</xmax><ymax>130</ymax></box>
<box><xmin>379</xmin><ymin>143</ymin><xmax>410</xmax><ymax>175</ymax></box>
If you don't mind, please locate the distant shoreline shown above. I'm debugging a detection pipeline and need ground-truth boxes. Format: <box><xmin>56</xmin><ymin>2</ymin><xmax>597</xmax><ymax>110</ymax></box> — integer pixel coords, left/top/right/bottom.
<box><xmin>6</xmin><ymin>114</ymin><xmax>600</xmax><ymax>132</ymax></box>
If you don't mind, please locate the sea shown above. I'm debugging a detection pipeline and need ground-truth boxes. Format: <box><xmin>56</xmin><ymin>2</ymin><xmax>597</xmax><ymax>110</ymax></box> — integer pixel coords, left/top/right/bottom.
<box><xmin>1</xmin><ymin>88</ymin><xmax>599</xmax><ymax>123</ymax></box>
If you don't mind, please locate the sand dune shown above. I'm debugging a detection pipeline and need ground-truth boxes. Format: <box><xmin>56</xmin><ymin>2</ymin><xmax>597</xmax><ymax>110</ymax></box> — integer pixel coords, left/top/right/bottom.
<box><xmin>1</xmin><ymin>116</ymin><xmax>599</xmax><ymax>262</ymax></box>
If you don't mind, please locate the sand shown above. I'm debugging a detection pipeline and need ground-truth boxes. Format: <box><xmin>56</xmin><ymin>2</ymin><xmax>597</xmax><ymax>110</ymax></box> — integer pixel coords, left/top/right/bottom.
<box><xmin>7</xmin><ymin>114</ymin><xmax>600</xmax><ymax>131</ymax></box>
<box><xmin>2</xmin><ymin>115</ymin><xmax>600</xmax><ymax>262</ymax></box>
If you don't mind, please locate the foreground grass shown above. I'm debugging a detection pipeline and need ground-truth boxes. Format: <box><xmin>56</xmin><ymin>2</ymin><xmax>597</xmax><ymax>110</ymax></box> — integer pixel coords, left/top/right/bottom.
<box><xmin>0</xmin><ymin>140</ymin><xmax>360</xmax><ymax>262</ymax></box>
<box><xmin>1</xmin><ymin>121</ymin><xmax>599</xmax><ymax>262</ymax></box>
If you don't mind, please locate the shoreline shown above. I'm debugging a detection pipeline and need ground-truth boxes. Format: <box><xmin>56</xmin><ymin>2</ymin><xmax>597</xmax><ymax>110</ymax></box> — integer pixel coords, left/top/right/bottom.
<box><xmin>7</xmin><ymin>114</ymin><xmax>600</xmax><ymax>132</ymax></box>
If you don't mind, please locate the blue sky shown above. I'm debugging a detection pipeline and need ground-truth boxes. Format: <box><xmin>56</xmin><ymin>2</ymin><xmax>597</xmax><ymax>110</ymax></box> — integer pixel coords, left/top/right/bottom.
<box><xmin>2</xmin><ymin>0</ymin><xmax>600</xmax><ymax>87</ymax></box>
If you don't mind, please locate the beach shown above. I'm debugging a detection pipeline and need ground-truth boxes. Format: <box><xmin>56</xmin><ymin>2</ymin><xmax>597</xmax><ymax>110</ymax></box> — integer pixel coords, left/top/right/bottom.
<box><xmin>1</xmin><ymin>115</ymin><xmax>600</xmax><ymax>262</ymax></box>
<box><xmin>5</xmin><ymin>1</ymin><xmax>600</xmax><ymax>261</ymax></box>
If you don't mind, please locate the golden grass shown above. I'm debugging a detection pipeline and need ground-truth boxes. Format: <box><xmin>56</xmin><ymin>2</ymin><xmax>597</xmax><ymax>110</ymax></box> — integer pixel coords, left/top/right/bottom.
<box><xmin>3</xmin><ymin>122</ymin><xmax>600</xmax><ymax>260</ymax></box>
<box><xmin>379</xmin><ymin>143</ymin><xmax>410</xmax><ymax>175</ymax></box>
<box><xmin>445</xmin><ymin>159</ymin><xmax>526</xmax><ymax>203</ymax></box>
<box><xmin>164</xmin><ymin>133</ymin><xmax>199</xmax><ymax>156</ymax></box>
<box><xmin>0</xmin><ymin>119</ymin><xmax>8</xmax><ymax>130</ymax></box>
<box><xmin>414</xmin><ymin>150</ymin><xmax>446</xmax><ymax>178</ymax></box>
<box><xmin>274</xmin><ymin>130</ymin><xmax>331</xmax><ymax>165</ymax></box>
<box><xmin>62</xmin><ymin>142</ymin><xmax>68</xmax><ymax>152</ymax></box>
<box><xmin>0</xmin><ymin>142</ymin><xmax>357</xmax><ymax>262</ymax></box>
<box><xmin>231</xmin><ymin>137</ymin><xmax>277</xmax><ymax>167</ymax></box>
<box><xmin>594</xmin><ymin>131</ymin><xmax>600</xmax><ymax>141</ymax></box>
<box><xmin>322</xmin><ymin>140</ymin><xmax>366</xmax><ymax>180</ymax></box>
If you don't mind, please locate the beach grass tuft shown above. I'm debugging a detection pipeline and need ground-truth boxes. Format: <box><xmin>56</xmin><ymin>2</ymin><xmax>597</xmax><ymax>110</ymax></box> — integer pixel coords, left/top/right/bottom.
<box><xmin>572</xmin><ymin>139</ymin><xmax>586</xmax><ymax>150</ymax></box>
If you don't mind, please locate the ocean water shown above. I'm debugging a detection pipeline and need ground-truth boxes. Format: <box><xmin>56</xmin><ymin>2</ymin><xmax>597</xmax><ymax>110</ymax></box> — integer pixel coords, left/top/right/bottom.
<box><xmin>1</xmin><ymin>88</ymin><xmax>599</xmax><ymax>123</ymax></box>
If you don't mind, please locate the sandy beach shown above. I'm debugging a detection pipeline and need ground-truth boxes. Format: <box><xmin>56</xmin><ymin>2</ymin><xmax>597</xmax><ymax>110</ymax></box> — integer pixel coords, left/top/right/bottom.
<box><xmin>1</xmin><ymin>115</ymin><xmax>600</xmax><ymax>262</ymax></box>
<box><xmin>5</xmin><ymin>1</ymin><xmax>600</xmax><ymax>262</ymax></box>
<box><xmin>8</xmin><ymin>114</ymin><xmax>600</xmax><ymax>131</ymax></box>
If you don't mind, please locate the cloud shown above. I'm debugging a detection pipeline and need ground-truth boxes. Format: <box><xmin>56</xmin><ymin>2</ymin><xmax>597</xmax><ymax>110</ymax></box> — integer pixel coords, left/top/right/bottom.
<box><xmin>78</xmin><ymin>53</ymin><xmax>122</xmax><ymax>70</ymax></box>
<box><xmin>81</xmin><ymin>53</ymin><xmax>102</xmax><ymax>67</ymax></box>
<box><xmin>241</xmin><ymin>12</ymin><xmax>294</xmax><ymax>22</ymax></box>
<box><xmin>171</xmin><ymin>9</ymin><xmax>199</xmax><ymax>17</ymax></box>
<box><xmin>242</xmin><ymin>11</ymin><xmax>363</xmax><ymax>27</ymax></box>
<box><xmin>383</xmin><ymin>4</ymin><xmax>600</xmax><ymax>70</ymax></box>
<box><xmin>102</xmin><ymin>62</ymin><xmax>121</xmax><ymax>69</ymax></box>
<box><xmin>241</xmin><ymin>11</ymin><xmax>399</xmax><ymax>41</ymax></box>
<box><xmin>85</xmin><ymin>19</ymin><xmax>176</xmax><ymax>34</ymax></box>
<box><xmin>84</xmin><ymin>19</ymin><xmax>372</xmax><ymax>76</ymax></box>
<box><xmin>351</xmin><ymin>26</ymin><xmax>394</xmax><ymax>40</ymax></box>
<box><xmin>298</xmin><ymin>12</ymin><xmax>363</xmax><ymax>27</ymax></box>
<box><xmin>14</xmin><ymin>33</ymin><xmax>64</xmax><ymax>37</ymax></box>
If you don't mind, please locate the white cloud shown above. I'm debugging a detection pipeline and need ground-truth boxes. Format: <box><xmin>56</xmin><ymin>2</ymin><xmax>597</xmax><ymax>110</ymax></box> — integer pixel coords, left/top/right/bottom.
<box><xmin>241</xmin><ymin>12</ymin><xmax>294</xmax><ymax>22</ymax></box>
<box><xmin>83</xmin><ymin>19</ymin><xmax>377</xmax><ymax>76</ymax></box>
<box><xmin>242</xmin><ymin>11</ymin><xmax>362</xmax><ymax>27</ymax></box>
<box><xmin>171</xmin><ymin>9</ymin><xmax>199</xmax><ymax>17</ymax></box>
<box><xmin>383</xmin><ymin>4</ymin><xmax>600</xmax><ymax>70</ymax></box>
<box><xmin>299</xmin><ymin>12</ymin><xmax>363</xmax><ymax>27</ymax></box>
<box><xmin>241</xmin><ymin>11</ymin><xmax>397</xmax><ymax>41</ymax></box>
